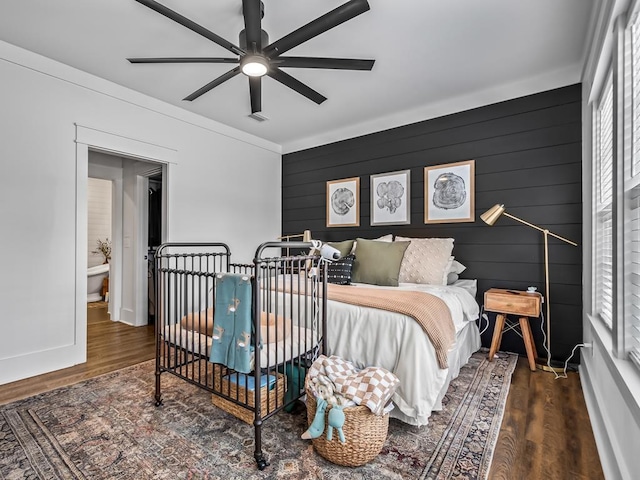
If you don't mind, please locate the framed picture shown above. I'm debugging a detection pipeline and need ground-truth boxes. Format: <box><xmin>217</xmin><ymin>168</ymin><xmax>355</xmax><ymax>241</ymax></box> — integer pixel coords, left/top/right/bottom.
<box><xmin>370</xmin><ymin>169</ymin><xmax>411</xmax><ymax>226</ymax></box>
<box><xmin>424</xmin><ymin>160</ymin><xmax>475</xmax><ymax>224</ymax></box>
<box><xmin>326</xmin><ymin>177</ymin><xmax>360</xmax><ymax>227</ymax></box>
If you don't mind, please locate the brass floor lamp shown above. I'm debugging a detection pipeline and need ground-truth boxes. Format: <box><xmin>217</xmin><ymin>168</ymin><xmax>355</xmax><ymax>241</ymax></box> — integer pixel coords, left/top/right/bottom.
<box><xmin>278</xmin><ymin>230</ymin><xmax>313</xmax><ymax>258</ymax></box>
<box><xmin>480</xmin><ymin>204</ymin><xmax>578</xmax><ymax>372</ymax></box>
<box><xmin>278</xmin><ymin>230</ymin><xmax>312</xmax><ymax>243</ymax></box>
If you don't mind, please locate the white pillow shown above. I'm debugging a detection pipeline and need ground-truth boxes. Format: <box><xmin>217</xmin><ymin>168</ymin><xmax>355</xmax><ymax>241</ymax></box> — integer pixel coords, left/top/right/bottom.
<box><xmin>351</xmin><ymin>234</ymin><xmax>393</xmax><ymax>254</ymax></box>
<box><xmin>444</xmin><ymin>256</ymin><xmax>454</xmax><ymax>278</ymax></box>
<box><xmin>395</xmin><ymin>236</ymin><xmax>455</xmax><ymax>285</ymax></box>
<box><xmin>447</xmin><ymin>272</ymin><xmax>459</xmax><ymax>284</ymax></box>
<box><xmin>374</xmin><ymin>234</ymin><xmax>393</xmax><ymax>242</ymax></box>
<box><xmin>449</xmin><ymin>258</ymin><xmax>466</xmax><ymax>274</ymax></box>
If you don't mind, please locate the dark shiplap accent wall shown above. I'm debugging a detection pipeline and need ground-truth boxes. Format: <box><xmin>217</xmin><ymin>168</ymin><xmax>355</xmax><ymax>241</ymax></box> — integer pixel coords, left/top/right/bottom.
<box><xmin>282</xmin><ymin>84</ymin><xmax>582</xmax><ymax>362</ymax></box>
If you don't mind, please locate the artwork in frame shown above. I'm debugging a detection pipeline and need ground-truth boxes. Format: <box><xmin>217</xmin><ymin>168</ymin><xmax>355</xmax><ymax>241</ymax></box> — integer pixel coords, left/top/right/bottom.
<box><xmin>424</xmin><ymin>160</ymin><xmax>475</xmax><ymax>224</ymax></box>
<box><xmin>370</xmin><ymin>169</ymin><xmax>411</xmax><ymax>226</ymax></box>
<box><xmin>326</xmin><ymin>177</ymin><xmax>360</xmax><ymax>227</ymax></box>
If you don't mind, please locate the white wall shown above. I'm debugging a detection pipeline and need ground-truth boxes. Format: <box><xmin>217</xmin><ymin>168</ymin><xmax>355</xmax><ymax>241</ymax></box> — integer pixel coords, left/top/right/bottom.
<box><xmin>0</xmin><ymin>40</ymin><xmax>282</xmax><ymax>385</ymax></box>
<box><xmin>87</xmin><ymin>178</ymin><xmax>112</xmax><ymax>268</ymax></box>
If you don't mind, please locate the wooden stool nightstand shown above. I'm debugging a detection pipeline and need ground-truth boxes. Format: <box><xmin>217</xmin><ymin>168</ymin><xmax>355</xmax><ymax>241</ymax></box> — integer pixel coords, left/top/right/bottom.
<box><xmin>484</xmin><ymin>288</ymin><xmax>542</xmax><ymax>371</ymax></box>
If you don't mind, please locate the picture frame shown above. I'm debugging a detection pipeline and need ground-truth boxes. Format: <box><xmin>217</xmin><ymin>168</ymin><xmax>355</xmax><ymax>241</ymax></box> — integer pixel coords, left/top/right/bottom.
<box><xmin>326</xmin><ymin>177</ymin><xmax>360</xmax><ymax>227</ymax></box>
<box><xmin>370</xmin><ymin>169</ymin><xmax>411</xmax><ymax>226</ymax></box>
<box><xmin>424</xmin><ymin>160</ymin><xmax>475</xmax><ymax>224</ymax></box>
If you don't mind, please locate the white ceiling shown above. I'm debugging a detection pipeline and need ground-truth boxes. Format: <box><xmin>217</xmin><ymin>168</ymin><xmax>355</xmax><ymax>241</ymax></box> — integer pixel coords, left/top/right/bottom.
<box><xmin>0</xmin><ymin>0</ymin><xmax>596</xmax><ymax>153</ymax></box>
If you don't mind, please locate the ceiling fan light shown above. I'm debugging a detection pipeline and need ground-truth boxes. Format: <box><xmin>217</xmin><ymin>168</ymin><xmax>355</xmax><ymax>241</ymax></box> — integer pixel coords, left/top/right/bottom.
<box><xmin>241</xmin><ymin>56</ymin><xmax>268</xmax><ymax>77</ymax></box>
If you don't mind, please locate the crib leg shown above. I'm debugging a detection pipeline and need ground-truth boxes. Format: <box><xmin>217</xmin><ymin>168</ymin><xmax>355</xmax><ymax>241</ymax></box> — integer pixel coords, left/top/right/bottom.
<box><xmin>253</xmin><ymin>421</ymin><xmax>269</xmax><ymax>470</ymax></box>
<box><xmin>255</xmin><ymin>455</ymin><xmax>269</xmax><ymax>471</ymax></box>
<box><xmin>154</xmin><ymin>371</ymin><xmax>163</xmax><ymax>407</ymax></box>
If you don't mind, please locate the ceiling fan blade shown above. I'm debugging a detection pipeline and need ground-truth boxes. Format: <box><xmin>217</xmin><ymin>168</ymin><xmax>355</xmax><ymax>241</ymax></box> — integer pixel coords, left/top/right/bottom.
<box><xmin>128</xmin><ymin>57</ymin><xmax>239</xmax><ymax>64</ymax></box>
<box><xmin>134</xmin><ymin>0</ymin><xmax>244</xmax><ymax>56</ymax></box>
<box><xmin>275</xmin><ymin>56</ymin><xmax>374</xmax><ymax>70</ymax></box>
<box><xmin>263</xmin><ymin>0</ymin><xmax>370</xmax><ymax>58</ymax></box>
<box><xmin>249</xmin><ymin>76</ymin><xmax>261</xmax><ymax>113</ymax></box>
<box><xmin>242</xmin><ymin>0</ymin><xmax>262</xmax><ymax>52</ymax></box>
<box><xmin>183</xmin><ymin>66</ymin><xmax>241</xmax><ymax>101</ymax></box>
<box><xmin>268</xmin><ymin>69</ymin><xmax>327</xmax><ymax>104</ymax></box>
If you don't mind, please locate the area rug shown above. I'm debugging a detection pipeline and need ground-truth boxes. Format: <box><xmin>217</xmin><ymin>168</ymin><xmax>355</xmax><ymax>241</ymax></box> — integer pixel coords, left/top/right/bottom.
<box><xmin>0</xmin><ymin>350</ymin><xmax>517</xmax><ymax>480</ymax></box>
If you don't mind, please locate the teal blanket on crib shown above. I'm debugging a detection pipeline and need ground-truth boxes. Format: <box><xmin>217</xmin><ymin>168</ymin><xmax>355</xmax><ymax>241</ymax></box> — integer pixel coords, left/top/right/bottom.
<box><xmin>209</xmin><ymin>273</ymin><xmax>253</xmax><ymax>374</ymax></box>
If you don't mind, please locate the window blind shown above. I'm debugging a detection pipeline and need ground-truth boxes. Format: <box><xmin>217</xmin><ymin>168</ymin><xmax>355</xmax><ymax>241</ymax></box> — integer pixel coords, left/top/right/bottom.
<box><xmin>629</xmin><ymin>14</ymin><xmax>640</xmax><ymax>367</ymax></box>
<box><xmin>596</xmin><ymin>77</ymin><xmax>614</xmax><ymax>328</ymax></box>
<box><xmin>633</xmin><ymin>18</ymin><xmax>640</xmax><ymax>176</ymax></box>
<box><xmin>628</xmin><ymin>192</ymin><xmax>640</xmax><ymax>368</ymax></box>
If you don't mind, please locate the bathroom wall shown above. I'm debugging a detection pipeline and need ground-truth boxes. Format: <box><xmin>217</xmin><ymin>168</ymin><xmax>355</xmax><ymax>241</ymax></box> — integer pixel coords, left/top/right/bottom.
<box><xmin>87</xmin><ymin>178</ymin><xmax>112</xmax><ymax>268</ymax></box>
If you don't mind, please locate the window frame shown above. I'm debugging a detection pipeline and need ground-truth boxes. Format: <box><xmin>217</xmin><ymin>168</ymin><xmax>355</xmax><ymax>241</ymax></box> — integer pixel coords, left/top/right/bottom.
<box><xmin>592</xmin><ymin>3</ymin><xmax>640</xmax><ymax>368</ymax></box>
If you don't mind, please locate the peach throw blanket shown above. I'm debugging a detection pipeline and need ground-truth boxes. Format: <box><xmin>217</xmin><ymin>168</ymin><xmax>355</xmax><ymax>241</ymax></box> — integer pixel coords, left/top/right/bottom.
<box><xmin>326</xmin><ymin>284</ymin><xmax>455</xmax><ymax>369</ymax></box>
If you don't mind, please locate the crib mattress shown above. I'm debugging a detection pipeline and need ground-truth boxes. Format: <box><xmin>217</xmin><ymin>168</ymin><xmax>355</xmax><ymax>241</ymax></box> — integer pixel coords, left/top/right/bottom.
<box><xmin>162</xmin><ymin>323</ymin><xmax>317</xmax><ymax>370</ymax></box>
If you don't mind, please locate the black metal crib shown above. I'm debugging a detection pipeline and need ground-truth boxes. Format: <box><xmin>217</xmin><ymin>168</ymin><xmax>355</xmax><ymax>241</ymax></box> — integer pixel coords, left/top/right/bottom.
<box><xmin>154</xmin><ymin>241</ymin><xmax>327</xmax><ymax>470</ymax></box>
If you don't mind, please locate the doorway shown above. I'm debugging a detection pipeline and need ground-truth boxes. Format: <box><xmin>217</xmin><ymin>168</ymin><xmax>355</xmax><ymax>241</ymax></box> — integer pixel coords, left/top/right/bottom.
<box><xmin>88</xmin><ymin>151</ymin><xmax>166</xmax><ymax>328</ymax></box>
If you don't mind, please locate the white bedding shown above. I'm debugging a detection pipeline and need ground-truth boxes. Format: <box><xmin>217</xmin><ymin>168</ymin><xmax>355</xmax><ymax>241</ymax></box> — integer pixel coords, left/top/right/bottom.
<box><xmin>450</xmin><ymin>278</ymin><xmax>478</xmax><ymax>298</ymax></box>
<box><xmin>162</xmin><ymin>324</ymin><xmax>316</xmax><ymax>370</ymax></box>
<box><xmin>325</xmin><ymin>281</ymin><xmax>481</xmax><ymax>426</ymax></box>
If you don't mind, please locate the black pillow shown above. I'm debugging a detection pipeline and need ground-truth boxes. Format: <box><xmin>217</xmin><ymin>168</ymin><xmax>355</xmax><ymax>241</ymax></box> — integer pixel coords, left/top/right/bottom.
<box><xmin>326</xmin><ymin>254</ymin><xmax>356</xmax><ymax>285</ymax></box>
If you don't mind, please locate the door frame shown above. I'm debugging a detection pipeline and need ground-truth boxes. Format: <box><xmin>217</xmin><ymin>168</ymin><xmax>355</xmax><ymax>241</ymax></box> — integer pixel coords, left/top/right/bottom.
<box><xmin>75</xmin><ymin>125</ymin><xmax>175</xmax><ymax>358</ymax></box>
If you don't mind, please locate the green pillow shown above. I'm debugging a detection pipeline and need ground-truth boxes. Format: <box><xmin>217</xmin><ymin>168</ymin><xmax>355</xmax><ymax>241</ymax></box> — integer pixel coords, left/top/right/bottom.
<box><xmin>327</xmin><ymin>240</ymin><xmax>355</xmax><ymax>258</ymax></box>
<box><xmin>351</xmin><ymin>238</ymin><xmax>410</xmax><ymax>286</ymax></box>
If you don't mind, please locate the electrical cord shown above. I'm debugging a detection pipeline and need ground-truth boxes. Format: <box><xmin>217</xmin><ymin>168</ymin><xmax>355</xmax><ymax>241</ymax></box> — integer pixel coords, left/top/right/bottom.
<box><xmin>477</xmin><ymin>305</ymin><xmax>490</xmax><ymax>335</ymax></box>
<box><xmin>309</xmin><ymin>253</ymin><xmax>330</xmax><ymax>342</ymax></box>
<box><xmin>539</xmin><ymin>309</ymin><xmax>586</xmax><ymax>379</ymax></box>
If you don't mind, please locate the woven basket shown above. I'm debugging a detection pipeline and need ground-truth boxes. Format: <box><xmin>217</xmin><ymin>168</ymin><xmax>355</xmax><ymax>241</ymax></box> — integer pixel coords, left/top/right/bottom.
<box><xmin>305</xmin><ymin>385</ymin><xmax>389</xmax><ymax>467</ymax></box>
<box><xmin>212</xmin><ymin>371</ymin><xmax>286</xmax><ymax>425</ymax></box>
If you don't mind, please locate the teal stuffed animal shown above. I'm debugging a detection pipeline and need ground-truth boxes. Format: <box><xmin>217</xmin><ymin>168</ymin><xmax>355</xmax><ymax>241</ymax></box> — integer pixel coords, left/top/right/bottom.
<box><xmin>302</xmin><ymin>376</ymin><xmax>347</xmax><ymax>444</ymax></box>
<box><xmin>326</xmin><ymin>404</ymin><xmax>346</xmax><ymax>443</ymax></box>
<box><xmin>301</xmin><ymin>398</ymin><xmax>327</xmax><ymax>439</ymax></box>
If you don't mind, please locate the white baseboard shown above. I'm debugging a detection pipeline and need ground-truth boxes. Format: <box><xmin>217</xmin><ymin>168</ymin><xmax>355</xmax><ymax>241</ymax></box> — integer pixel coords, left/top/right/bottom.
<box><xmin>0</xmin><ymin>343</ymin><xmax>86</xmax><ymax>386</ymax></box>
<box><xmin>580</xmin><ymin>363</ymin><xmax>623</xmax><ymax>480</ymax></box>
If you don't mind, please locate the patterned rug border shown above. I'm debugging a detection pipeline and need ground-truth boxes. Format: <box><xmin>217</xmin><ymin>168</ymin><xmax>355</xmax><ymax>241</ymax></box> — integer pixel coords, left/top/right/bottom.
<box><xmin>0</xmin><ymin>351</ymin><xmax>518</xmax><ymax>480</ymax></box>
<box><xmin>419</xmin><ymin>350</ymin><xmax>517</xmax><ymax>479</ymax></box>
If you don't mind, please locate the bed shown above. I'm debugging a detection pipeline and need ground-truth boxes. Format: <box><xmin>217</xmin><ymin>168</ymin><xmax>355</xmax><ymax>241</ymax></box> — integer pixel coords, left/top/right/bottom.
<box><xmin>325</xmin><ymin>280</ymin><xmax>480</xmax><ymax>426</ymax></box>
<box><xmin>317</xmin><ymin>235</ymin><xmax>481</xmax><ymax>426</ymax></box>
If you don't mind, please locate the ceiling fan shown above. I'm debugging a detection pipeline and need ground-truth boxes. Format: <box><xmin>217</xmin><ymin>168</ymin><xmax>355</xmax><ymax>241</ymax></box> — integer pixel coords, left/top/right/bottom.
<box><xmin>128</xmin><ymin>0</ymin><xmax>375</xmax><ymax>114</ymax></box>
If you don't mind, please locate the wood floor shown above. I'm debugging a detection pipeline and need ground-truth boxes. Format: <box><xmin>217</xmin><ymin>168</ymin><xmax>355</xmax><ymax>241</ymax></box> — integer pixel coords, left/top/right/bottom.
<box><xmin>489</xmin><ymin>356</ymin><xmax>604</xmax><ymax>479</ymax></box>
<box><xmin>0</xmin><ymin>307</ymin><xmax>604</xmax><ymax>479</ymax></box>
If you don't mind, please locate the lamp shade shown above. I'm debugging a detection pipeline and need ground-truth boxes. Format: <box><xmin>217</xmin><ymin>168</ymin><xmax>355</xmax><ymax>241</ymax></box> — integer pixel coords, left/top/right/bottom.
<box><xmin>303</xmin><ymin>230</ymin><xmax>312</xmax><ymax>242</ymax></box>
<box><xmin>480</xmin><ymin>204</ymin><xmax>505</xmax><ymax>226</ymax></box>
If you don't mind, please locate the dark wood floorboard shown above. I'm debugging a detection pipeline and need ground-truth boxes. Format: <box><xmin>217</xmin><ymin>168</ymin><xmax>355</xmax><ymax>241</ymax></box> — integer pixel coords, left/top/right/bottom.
<box><xmin>0</xmin><ymin>312</ymin><xmax>604</xmax><ymax>478</ymax></box>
